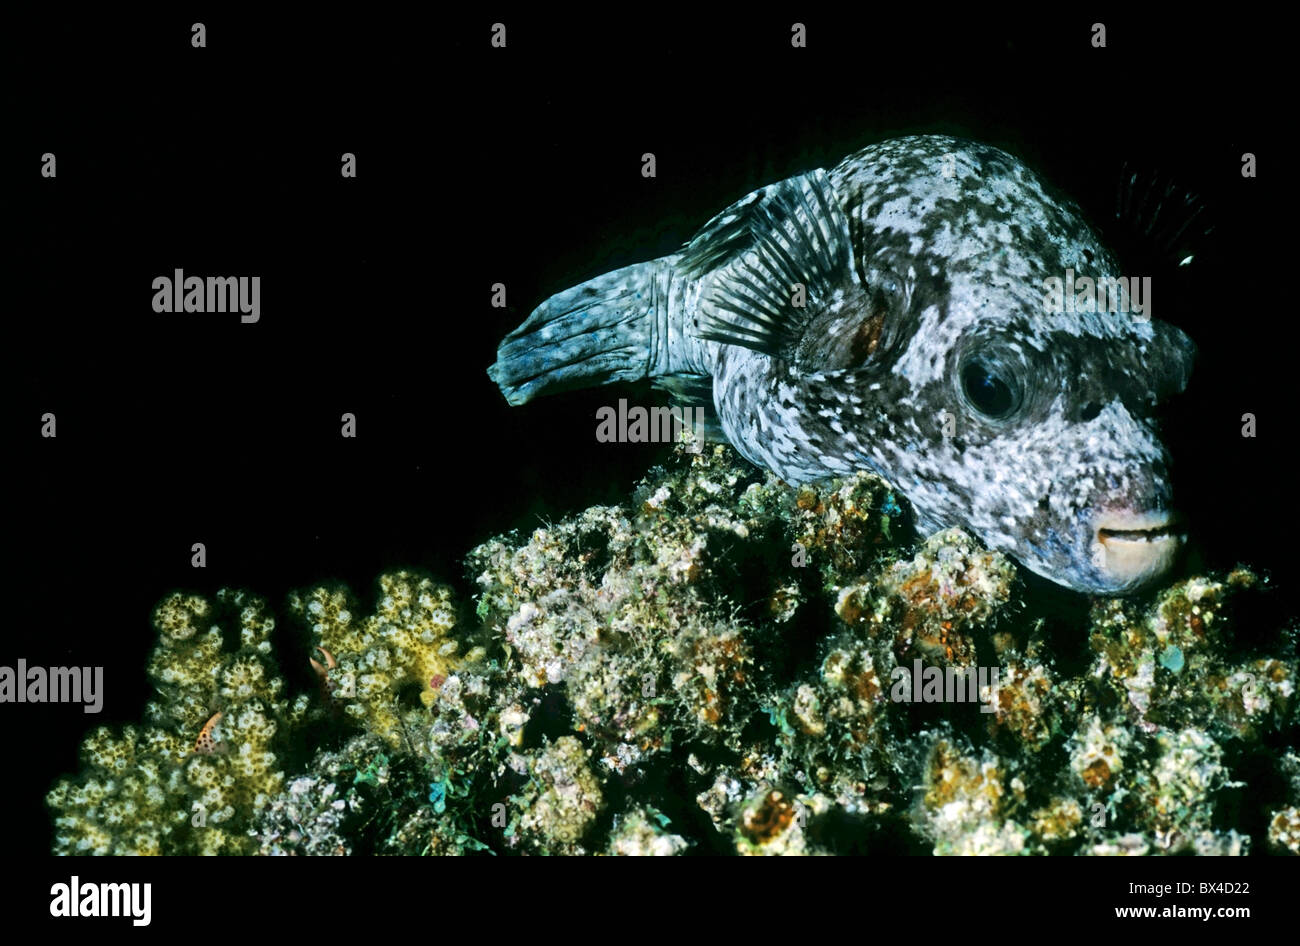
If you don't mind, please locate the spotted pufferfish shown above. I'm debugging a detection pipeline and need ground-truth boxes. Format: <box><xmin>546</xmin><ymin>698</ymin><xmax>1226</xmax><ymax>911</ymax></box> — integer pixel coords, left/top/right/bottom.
<box><xmin>488</xmin><ymin>135</ymin><xmax>1195</xmax><ymax>594</ymax></box>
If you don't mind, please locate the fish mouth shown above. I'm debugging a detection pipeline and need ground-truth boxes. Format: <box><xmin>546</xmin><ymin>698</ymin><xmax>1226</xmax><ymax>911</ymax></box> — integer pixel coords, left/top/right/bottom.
<box><xmin>1097</xmin><ymin>524</ymin><xmax>1179</xmax><ymax>544</ymax></box>
<box><xmin>1092</xmin><ymin>512</ymin><xmax>1184</xmax><ymax>590</ymax></box>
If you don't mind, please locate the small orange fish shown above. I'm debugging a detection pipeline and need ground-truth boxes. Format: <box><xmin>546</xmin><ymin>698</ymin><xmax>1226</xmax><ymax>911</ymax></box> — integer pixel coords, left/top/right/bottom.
<box><xmin>194</xmin><ymin>711</ymin><xmax>223</xmax><ymax>755</ymax></box>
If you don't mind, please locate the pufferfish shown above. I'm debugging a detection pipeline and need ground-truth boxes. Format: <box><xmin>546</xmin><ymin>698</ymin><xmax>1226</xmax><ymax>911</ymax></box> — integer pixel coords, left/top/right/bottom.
<box><xmin>488</xmin><ymin>136</ymin><xmax>1195</xmax><ymax>594</ymax></box>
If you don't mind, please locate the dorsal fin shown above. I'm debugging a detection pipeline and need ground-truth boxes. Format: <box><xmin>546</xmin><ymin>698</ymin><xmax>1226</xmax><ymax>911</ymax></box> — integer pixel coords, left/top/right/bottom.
<box><xmin>678</xmin><ymin>187</ymin><xmax>768</xmax><ymax>280</ymax></box>
<box><xmin>679</xmin><ymin>169</ymin><xmax>857</xmax><ymax>358</ymax></box>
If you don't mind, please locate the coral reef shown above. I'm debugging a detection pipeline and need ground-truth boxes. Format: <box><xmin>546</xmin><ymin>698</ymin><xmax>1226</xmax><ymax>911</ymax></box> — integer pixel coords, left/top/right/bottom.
<box><xmin>251</xmin><ymin>735</ymin><xmax>382</xmax><ymax>856</ymax></box>
<box><xmin>287</xmin><ymin>572</ymin><xmax>483</xmax><ymax>748</ymax></box>
<box><xmin>1269</xmin><ymin>751</ymin><xmax>1300</xmax><ymax>854</ymax></box>
<box><xmin>48</xmin><ymin>439</ymin><xmax>1299</xmax><ymax>855</ymax></box>
<box><xmin>916</xmin><ymin>732</ymin><xmax>1033</xmax><ymax>855</ymax></box>
<box><xmin>607</xmin><ymin>804</ymin><xmax>689</xmax><ymax>856</ymax></box>
<box><xmin>507</xmin><ymin>735</ymin><xmax>604</xmax><ymax>854</ymax></box>
<box><xmin>48</xmin><ymin>590</ymin><xmax>308</xmax><ymax>854</ymax></box>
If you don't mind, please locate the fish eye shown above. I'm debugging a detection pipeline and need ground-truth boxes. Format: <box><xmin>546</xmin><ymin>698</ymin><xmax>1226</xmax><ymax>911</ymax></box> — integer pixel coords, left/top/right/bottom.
<box><xmin>960</xmin><ymin>357</ymin><xmax>1021</xmax><ymax>419</ymax></box>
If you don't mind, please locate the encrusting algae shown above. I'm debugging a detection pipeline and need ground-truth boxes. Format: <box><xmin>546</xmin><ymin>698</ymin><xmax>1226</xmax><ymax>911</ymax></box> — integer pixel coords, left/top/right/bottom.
<box><xmin>47</xmin><ymin>437</ymin><xmax>1298</xmax><ymax>854</ymax></box>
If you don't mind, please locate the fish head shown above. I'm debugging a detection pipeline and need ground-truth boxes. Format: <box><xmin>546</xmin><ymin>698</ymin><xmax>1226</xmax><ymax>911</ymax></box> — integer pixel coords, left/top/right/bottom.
<box><xmin>831</xmin><ymin>137</ymin><xmax>1197</xmax><ymax>594</ymax></box>
<box><xmin>870</xmin><ymin>258</ymin><xmax>1196</xmax><ymax>595</ymax></box>
<box><xmin>947</xmin><ymin>305</ymin><xmax>1194</xmax><ymax>594</ymax></box>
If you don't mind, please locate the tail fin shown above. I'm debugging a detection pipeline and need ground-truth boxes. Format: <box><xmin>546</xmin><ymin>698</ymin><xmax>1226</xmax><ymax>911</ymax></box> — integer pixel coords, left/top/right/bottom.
<box><xmin>488</xmin><ymin>257</ymin><xmax>674</xmax><ymax>406</ymax></box>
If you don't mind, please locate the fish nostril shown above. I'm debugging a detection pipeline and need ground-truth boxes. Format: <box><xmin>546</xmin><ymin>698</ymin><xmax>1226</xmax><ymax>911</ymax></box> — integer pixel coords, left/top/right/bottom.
<box><xmin>1080</xmin><ymin>401</ymin><xmax>1103</xmax><ymax>422</ymax></box>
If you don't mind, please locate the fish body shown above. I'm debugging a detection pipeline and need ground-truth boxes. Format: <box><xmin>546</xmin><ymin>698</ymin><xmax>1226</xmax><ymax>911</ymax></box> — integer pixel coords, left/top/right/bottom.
<box><xmin>193</xmin><ymin>711</ymin><xmax>222</xmax><ymax>755</ymax></box>
<box><xmin>489</xmin><ymin>136</ymin><xmax>1194</xmax><ymax>594</ymax></box>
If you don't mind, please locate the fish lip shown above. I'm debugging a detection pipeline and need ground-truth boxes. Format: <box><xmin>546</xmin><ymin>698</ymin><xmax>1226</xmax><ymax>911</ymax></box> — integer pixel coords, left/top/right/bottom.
<box><xmin>1097</xmin><ymin>526</ymin><xmax>1180</xmax><ymax>545</ymax></box>
<box><xmin>1087</xmin><ymin>510</ymin><xmax>1185</xmax><ymax>593</ymax></box>
<box><xmin>1095</xmin><ymin>512</ymin><xmax>1185</xmax><ymax>546</ymax></box>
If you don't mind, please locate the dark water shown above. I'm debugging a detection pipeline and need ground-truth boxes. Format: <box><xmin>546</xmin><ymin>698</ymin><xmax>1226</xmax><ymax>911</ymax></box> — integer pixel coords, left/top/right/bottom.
<box><xmin>6</xmin><ymin>10</ymin><xmax>1290</xmax><ymax>857</ymax></box>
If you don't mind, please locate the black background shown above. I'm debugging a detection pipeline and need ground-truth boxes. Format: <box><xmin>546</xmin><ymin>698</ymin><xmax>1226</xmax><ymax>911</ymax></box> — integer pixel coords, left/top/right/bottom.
<box><xmin>4</xmin><ymin>8</ymin><xmax>1292</xmax><ymax>864</ymax></box>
